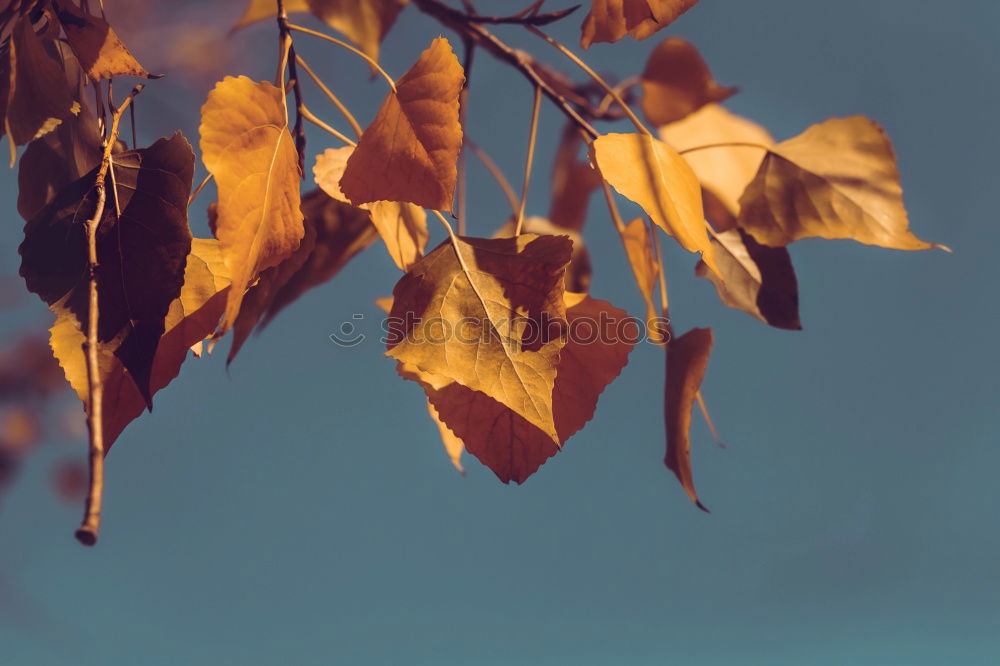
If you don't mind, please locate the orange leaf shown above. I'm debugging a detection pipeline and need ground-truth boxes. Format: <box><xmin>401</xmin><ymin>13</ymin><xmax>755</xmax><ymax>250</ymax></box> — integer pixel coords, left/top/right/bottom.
<box><xmin>548</xmin><ymin>124</ymin><xmax>601</xmax><ymax>231</ymax></box>
<box><xmin>621</xmin><ymin>217</ymin><xmax>660</xmax><ymax>333</ymax></box>
<box><xmin>53</xmin><ymin>1</ymin><xmax>150</xmax><ymax>80</ymax></box>
<box><xmin>665</xmin><ymin>327</ymin><xmax>712</xmax><ymax>510</ymax></box>
<box><xmin>199</xmin><ymin>76</ymin><xmax>305</xmax><ymax>336</ymax></box>
<box><xmin>340</xmin><ymin>37</ymin><xmax>464</xmax><ymax>212</ymax></box>
<box><xmin>640</xmin><ymin>38</ymin><xmax>736</xmax><ymax>127</ymax></box>
<box><xmin>738</xmin><ymin>117</ymin><xmax>946</xmax><ymax>250</ymax></box>
<box><xmin>581</xmin><ymin>0</ymin><xmax>698</xmax><ymax>48</ymax></box>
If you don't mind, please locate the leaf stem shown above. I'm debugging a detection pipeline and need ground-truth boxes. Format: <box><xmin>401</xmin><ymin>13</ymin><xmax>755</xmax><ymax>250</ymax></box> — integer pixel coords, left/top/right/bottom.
<box><xmin>514</xmin><ymin>85</ymin><xmax>542</xmax><ymax>236</ymax></box>
<box><xmin>188</xmin><ymin>173</ymin><xmax>213</xmax><ymax>208</ymax></box>
<box><xmin>300</xmin><ymin>104</ymin><xmax>357</xmax><ymax>146</ymax></box>
<box><xmin>678</xmin><ymin>141</ymin><xmax>771</xmax><ymax>155</ymax></box>
<box><xmin>288</xmin><ymin>24</ymin><xmax>397</xmax><ymax>92</ymax></box>
<box><xmin>76</xmin><ymin>84</ymin><xmax>144</xmax><ymax>547</ymax></box>
<box><xmin>294</xmin><ymin>54</ymin><xmax>363</xmax><ymax>138</ymax></box>
<box><xmin>465</xmin><ymin>137</ymin><xmax>518</xmax><ymax>217</ymax></box>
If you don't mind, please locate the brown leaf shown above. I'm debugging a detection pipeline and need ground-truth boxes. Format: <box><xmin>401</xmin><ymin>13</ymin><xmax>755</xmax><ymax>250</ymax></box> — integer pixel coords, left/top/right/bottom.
<box><xmin>50</xmin><ymin>239</ymin><xmax>231</xmax><ymax>451</ymax></box>
<box><xmin>340</xmin><ymin>37</ymin><xmax>464</xmax><ymax>211</ymax></box>
<box><xmin>20</xmin><ymin>133</ymin><xmax>195</xmax><ymax>404</ymax></box>
<box><xmin>315</xmin><ymin>147</ymin><xmax>428</xmax><ymax>270</ymax></box>
<box><xmin>387</xmin><ymin>234</ymin><xmax>572</xmax><ymax>442</ymax></box>
<box><xmin>548</xmin><ymin>124</ymin><xmax>601</xmax><ymax>231</ymax></box>
<box><xmin>738</xmin><ymin>116</ymin><xmax>945</xmax><ymax>250</ymax></box>
<box><xmin>591</xmin><ymin>132</ymin><xmax>719</xmax><ymax>275</ymax></box>
<box><xmin>494</xmin><ymin>217</ymin><xmax>591</xmax><ymax>293</ymax></box>
<box><xmin>410</xmin><ymin>293</ymin><xmax>634</xmax><ymax>483</ymax></box>
<box><xmin>426</xmin><ymin>398</ymin><xmax>464</xmax><ymax>474</ymax></box>
<box><xmin>581</xmin><ymin>0</ymin><xmax>698</xmax><ymax>49</ymax></box>
<box><xmin>621</xmin><ymin>217</ymin><xmax>660</xmax><ymax>333</ymax></box>
<box><xmin>4</xmin><ymin>18</ymin><xmax>77</xmax><ymax>148</ymax></box>
<box><xmin>640</xmin><ymin>38</ymin><xmax>736</xmax><ymax>127</ymax></box>
<box><xmin>199</xmin><ymin>75</ymin><xmax>305</xmax><ymax>336</ymax></box>
<box><xmin>53</xmin><ymin>0</ymin><xmax>150</xmax><ymax>80</ymax></box>
<box><xmin>696</xmin><ymin>228</ymin><xmax>801</xmax><ymax>330</ymax></box>
<box><xmin>665</xmin><ymin>326</ymin><xmax>712</xmax><ymax>510</ymax></box>
<box><xmin>659</xmin><ymin>104</ymin><xmax>773</xmax><ymax>225</ymax></box>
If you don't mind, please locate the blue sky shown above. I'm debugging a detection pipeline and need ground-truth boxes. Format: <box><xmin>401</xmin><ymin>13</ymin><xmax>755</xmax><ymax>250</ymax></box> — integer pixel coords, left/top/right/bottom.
<box><xmin>1</xmin><ymin>1</ymin><xmax>998</xmax><ymax>664</ymax></box>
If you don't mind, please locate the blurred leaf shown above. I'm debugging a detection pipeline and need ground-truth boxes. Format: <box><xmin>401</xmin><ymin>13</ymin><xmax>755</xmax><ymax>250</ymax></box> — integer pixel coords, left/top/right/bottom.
<box><xmin>53</xmin><ymin>0</ymin><xmax>150</xmax><ymax>80</ymax></box>
<box><xmin>640</xmin><ymin>37</ymin><xmax>736</xmax><ymax>127</ymax></box>
<box><xmin>581</xmin><ymin>0</ymin><xmax>698</xmax><ymax>48</ymax></box>
<box><xmin>665</xmin><ymin>326</ymin><xmax>712</xmax><ymax>510</ymax></box>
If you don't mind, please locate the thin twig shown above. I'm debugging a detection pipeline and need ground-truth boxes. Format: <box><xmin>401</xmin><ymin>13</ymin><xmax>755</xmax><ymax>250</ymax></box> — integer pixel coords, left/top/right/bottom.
<box><xmin>455</xmin><ymin>2</ymin><xmax>581</xmax><ymax>25</ymax></box>
<box><xmin>188</xmin><ymin>173</ymin><xmax>213</xmax><ymax>208</ymax></box>
<box><xmin>678</xmin><ymin>141</ymin><xmax>771</xmax><ymax>155</ymax></box>
<box><xmin>465</xmin><ymin>137</ymin><xmax>518</xmax><ymax>217</ymax></box>
<box><xmin>300</xmin><ymin>105</ymin><xmax>357</xmax><ymax>146</ymax></box>
<box><xmin>76</xmin><ymin>85</ymin><xmax>144</xmax><ymax>547</ymax></box>
<box><xmin>514</xmin><ymin>85</ymin><xmax>542</xmax><ymax>236</ymax></box>
<box><xmin>295</xmin><ymin>54</ymin><xmax>363</xmax><ymax>138</ymax></box>
<box><xmin>288</xmin><ymin>23</ymin><xmax>397</xmax><ymax>92</ymax></box>
<box><xmin>457</xmin><ymin>38</ymin><xmax>475</xmax><ymax>234</ymax></box>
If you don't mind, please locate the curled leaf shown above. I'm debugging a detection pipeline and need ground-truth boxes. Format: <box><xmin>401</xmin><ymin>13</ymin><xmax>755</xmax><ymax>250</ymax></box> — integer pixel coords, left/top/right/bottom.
<box><xmin>665</xmin><ymin>326</ymin><xmax>713</xmax><ymax>510</ymax></box>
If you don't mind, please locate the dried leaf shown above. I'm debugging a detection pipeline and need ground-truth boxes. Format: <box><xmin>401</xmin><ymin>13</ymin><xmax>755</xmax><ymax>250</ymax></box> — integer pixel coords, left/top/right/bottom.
<box><xmin>640</xmin><ymin>38</ymin><xmax>736</xmax><ymax>127</ymax></box>
<box><xmin>50</xmin><ymin>239</ymin><xmax>231</xmax><ymax>450</ymax></box>
<box><xmin>738</xmin><ymin>117</ymin><xmax>944</xmax><ymax>250</ymax></box>
<box><xmin>53</xmin><ymin>0</ymin><xmax>150</xmax><ymax>80</ymax></box>
<box><xmin>591</xmin><ymin>132</ymin><xmax>719</xmax><ymax>275</ymax></box>
<box><xmin>660</xmin><ymin>104</ymin><xmax>773</xmax><ymax>224</ymax></box>
<box><xmin>20</xmin><ymin>133</ymin><xmax>195</xmax><ymax>404</ymax></box>
<box><xmin>387</xmin><ymin>234</ymin><xmax>572</xmax><ymax>442</ymax></box>
<box><xmin>548</xmin><ymin>124</ymin><xmax>601</xmax><ymax>231</ymax></box>
<box><xmin>621</xmin><ymin>217</ymin><xmax>660</xmax><ymax>331</ymax></box>
<box><xmin>696</xmin><ymin>228</ymin><xmax>800</xmax><ymax>330</ymax></box>
<box><xmin>199</xmin><ymin>75</ymin><xmax>305</xmax><ymax>336</ymax></box>
<box><xmin>411</xmin><ymin>293</ymin><xmax>634</xmax><ymax>483</ymax></box>
<box><xmin>315</xmin><ymin>147</ymin><xmax>428</xmax><ymax>270</ymax></box>
<box><xmin>494</xmin><ymin>216</ymin><xmax>591</xmax><ymax>293</ymax></box>
<box><xmin>581</xmin><ymin>0</ymin><xmax>698</xmax><ymax>49</ymax></box>
<box><xmin>665</xmin><ymin>326</ymin><xmax>712</xmax><ymax>510</ymax></box>
<box><xmin>340</xmin><ymin>37</ymin><xmax>464</xmax><ymax>212</ymax></box>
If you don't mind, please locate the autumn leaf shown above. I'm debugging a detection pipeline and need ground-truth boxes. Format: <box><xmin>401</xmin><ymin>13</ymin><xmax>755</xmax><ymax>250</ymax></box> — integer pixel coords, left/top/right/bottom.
<box><xmin>3</xmin><ymin>18</ymin><xmax>78</xmax><ymax>149</ymax></box>
<box><xmin>548</xmin><ymin>124</ymin><xmax>601</xmax><ymax>231</ymax></box>
<box><xmin>621</xmin><ymin>217</ymin><xmax>661</xmax><ymax>333</ymax></box>
<box><xmin>53</xmin><ymin>0</ymin><xmax>150</xmax><ymax>80</ymax></box>
<box><xmin>591</xmin><ymin>132</ymin><xmax>719</xmax><ymax>275</ymax></box>
<box><xmin>232</xmin><ymin>0</ymin><xmax>407</xmax><ymax>64</ymax></box>
<box><xmin>581</xmin><ymin>0</ymin><xmax>698</xmax><ymax>49</ymax></box>
<box><xmin>408</xmin><ymin>293</ymin><xmax>634</xmax><ymax>483</ymax></box>
<box><xmin>20</xmin><ymin>133</ymin><xmax>195</xmax><ymax>405</ymax></box>
<box><xmin>738</xmin><ymin>117</ymin><xmax>945</xmax><ymax>250</ymax></box>
<box><xmin>426</xmin><ymin>398</ymin><xmax>464</xmax><ymax>474</ymax></box>
<box><xmin>696</xmin><ymin>228</ymin><xmax>801</xmax><ymax>330</ymax></box>
<box><xmin>199</xmin><ymin>75</ymin><xmax>305</xmax><ymax>336</ymax></box>
<box><xmin>314</xmin><ymin>147</ymin><xmax>428</xmax><ymax>271</ymax></box>
<box><xmin>50</xmin><ymin>239</ymin><xmax>231</xmax><ymax>450</ymax></box>
<box><xmin>387</xmin><ymin>234</ymin><xmax>572</xmax><ymax>442</ymax></box>
<box><xmin>340</xmin><ymin>37</ymin><xmax>464</xmax><ymax>212</ymax></box>
<box><xmin>494</xmin><ymin>216</ymin><xmax>591</xmax><ymax>294</ymax></box>
<box><xmin>640</xmin><ymin>38</ymin><xmax>736</xmax><ymax>127</ymax></box>
<box><xmin>659</xmin><ymin>104</ymin><xmax>773</xmax><ymax>226</ymax></box>
<box><xmin>665</xmin><ymin>326</ymin><xmax>712</xmax><ymax>510</ymax></box>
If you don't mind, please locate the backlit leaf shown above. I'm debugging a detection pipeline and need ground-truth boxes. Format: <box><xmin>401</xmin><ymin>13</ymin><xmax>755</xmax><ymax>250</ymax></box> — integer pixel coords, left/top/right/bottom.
<box><xmin>199</xmin><ymin>75</ymin><xmax>305</xmax><ymax>336</ymax></box>
<box><xmin>591</xmin><ymin>132</ymin><xmax>719</xmax><ymax>275</ymax></box>
<box><xmin>53</xmin><ymin>0</ymin><xmax>150</xmax><ymax>80</ymax></box>
<box><xmin>640</xmin><ymin>38</ymin><xmax>736</xmax><ymax>127</ymax></box>
<box><xmin>738</xmin><ymin>117</ymin><xmax>945</xmax><ymax>250</ymax></box>
<box><xmin>581</xmin><ymin>0</ymin><xmax>698</xmax><ymax>48</ymax></box>
<box><xmin>340</xmin><ymin>37</ymin><xmax>464</xmax><ymax>212</ymax></box>
<box><xmin>665</xmin><ymin>326</ymin><xmax>712</xmax><ymax>510</ymax></box>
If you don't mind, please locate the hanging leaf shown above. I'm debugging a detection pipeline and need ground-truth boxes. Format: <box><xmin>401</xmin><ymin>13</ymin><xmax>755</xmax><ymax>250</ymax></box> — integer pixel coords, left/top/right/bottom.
<box><xmin>50</xmin><ymin>239</ymin><xmax>231</xmax><ymax>450</ymax></box>
<box><xmin>315</xmin><ymin>147</ymin><xmax>427</xmax><ymax>270</ymax></box>
<box><xmin>387</xmin><ymin>234</ymin><xmax>571</xmax><ymax>442</ymax></box>
<box><xmin>199</xmin><ymin>75</ymin><xmax>305</xmax><ymax>336</ymax></box>
<box><xmin>494</xmin><ymin>216</ymin><xmax>592</xmax><ymax>293</ymax></box>
<box><xmin>621</xmin><ymin>217</ymin><xmax>660</xmax><ymax>333</ymax></box>
<box><xmin>340</xmin><ymin>37</ymin><xmax>464</xmax><ymax>212</ymax></box>
<box><xmin>52</xmin><ymin>0</ymin><xmax>150</xmax><ymax>80</ymax></box>
<box><xmin>665</xmin><ymin>326</ymin><xmax>712</xmax><ymax>510</ymax></box>
<box><xmin>20</xmin><ymin>133</ymin><xmax>195</xmax><ymax>405</ymax></box>
<box><xmin>548</xmin><ymin>124</ymin><xmax>601</xmax><ymax>231</ymax></box>
<box><xmin>581</xmin><ymin>0</ymin><xmax>698</xmax><ymax>49</ymax></box>
<box><xmin>591</xmin><ymin>132</ymin><xmax>719</xmax><ymax>275</ymax></box>
<box><xmin>660</xmin><ymin>104</ymin><xmax>773</xmax><ymax>226</ymax></box>
<box><xmin>738</xmin><ymin>117</ymin><xmax>945</xmax><ymax>250</ymax></box>
<box><xmin>408</xmin><ymin>293</ymin><xmax>634</xmax><ymax>483</ymax></box>
<box><xmin>640</xmin><ymin>38</ymin><xmax>736</xmax><ymax>127</ymax></box>
<box><xmin>696</xmin><ymin>228</ymin><xmax>800</xmax><ymax>330</ymax></box>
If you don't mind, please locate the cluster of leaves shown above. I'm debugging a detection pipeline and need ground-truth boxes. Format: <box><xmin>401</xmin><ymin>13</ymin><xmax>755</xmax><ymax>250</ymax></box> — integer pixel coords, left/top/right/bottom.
<box><xmin>3</xmin><ymin>0</ymin><xmax>943</xmax><ymax>543</ymax></box>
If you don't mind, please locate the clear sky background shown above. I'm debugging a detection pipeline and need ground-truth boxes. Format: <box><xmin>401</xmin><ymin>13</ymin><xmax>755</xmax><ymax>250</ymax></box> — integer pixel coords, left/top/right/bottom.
<box><xmin>1</xmin><ymin>1</ymin><xmax>998</xmax><ymax>664</ymax></box>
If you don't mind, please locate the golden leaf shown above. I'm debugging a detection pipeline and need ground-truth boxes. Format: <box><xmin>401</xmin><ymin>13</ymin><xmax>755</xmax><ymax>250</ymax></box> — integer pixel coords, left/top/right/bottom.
<box><xmin>621</xmin><ymin>217</ymin><xmax>660</xmax><ymax>333</ymax></box>
<box><xmin>314</xmin><ymin>147</ymin><xmax>428</xmax><ymax>271</ymax></box>
<box><xmin>494</xmin><ymin>216</ymin><xmax>591</xmax><ymax>293</ymax></box>
<box><xmin>738</xmin><ymin>117</ymin><xmax>945</xmax><ymax>250</ymax></box>
<box><xmin>591</xmin><ymin>132</ymin><xmax>719</xmax><ymax>274</ymax></box>
<box><xmin>581</xmin><ymin>0</ymin><xmax>698</xmax><ymax>49</ymax></box>
<box><xmin>340</xmin><ymin>37</ymin><xmax>464</xmax><ymax>212</ymax></box>
<box><xmin>53</xmin><ymin>1</ymin><xmax>150</xmax><ymax>80</ymax></box>
<box><xmin>387</xmin><ymin>234</ymin><xmax>572</xmax><ymax>442</ymax></box>
<box><xmin>664</xmin><ymin>326</ymin><xmax>712</xmax><ymax>510</ymax></box>
<box><xmin>640</xmin><ymin>38</ymin><xmax>736</xmax><ymax>127</ymax></box>
<box><xmin>199</xmin><ymin>76</ymin><xmax>305</xmax><ymax>336</ymax></box>
<box><xmin>426</xmin><ymin>398</ymin><xmax>464</xmax><ymax>474</ymax></box>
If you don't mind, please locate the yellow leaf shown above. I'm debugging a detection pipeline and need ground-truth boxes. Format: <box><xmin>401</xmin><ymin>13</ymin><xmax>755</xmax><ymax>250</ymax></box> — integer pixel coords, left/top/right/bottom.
<box><xmin>665</xmin><ymin>326</ymin><xmax>712</xmax><ymax>511</ymax></box>
<box><xmin>640</xmin><ymin>38</ymin><xmax>736</xmax><ymax>127</ymax></box>
<box><xmin>314</xmin><ymin>147</ymin><xmax>428</xmax><ymax>270</ymax></box>
<box><xmin>54</xmin><ymin>1</ymin><xmax>150</xmax><ymax>80</ymax></box>
<box><xmin>581</xmin><ymin>0</ymin><xmax>698</xmax><ymax>49</ymax></box>
<box><xmin>621</xmin><ymin>217</ymin><xmax>660</xmax><ymax>334</ymax></box>
<box><xmin>199</xmin><ymin>76</ymin><xmax>305</xmax><ymax>336</ymax></box>
<box><xmin>426</xmin><ymin>399</ymin><xmax>464</xmax><ymax>474</ymax></box>
<box><xmin>739</xmin><ymin>117</ymin><xmax>945</xmax><ymax>250</ymax></box>
<box><xmin>340</xmin><ymin>37</ymin><xmax>464</xmax><ymax>212</ymax></box>
<box><xmin>591</xmin><ymin>132</ymin><xmax>719</xmax><ymax>275</ymax></box>
<box><xmin>660</xmin><ymin>104</ymin><xmax>774</xmax><ymax>224</ymax></box>
<box><xmin>233</xmin><ymin>0</ymin><xmax>310</xmax><ymax>29</ymax></box>
<box><xmin>387</xmin><ymin>234</ymin><xmax>572</xmax><ymax>442</ymax></box>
